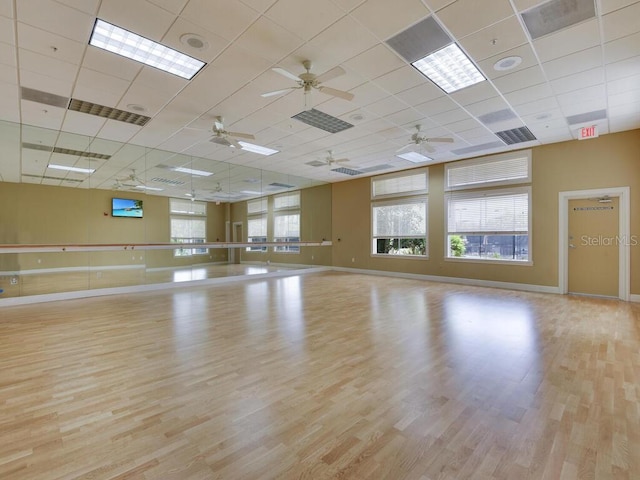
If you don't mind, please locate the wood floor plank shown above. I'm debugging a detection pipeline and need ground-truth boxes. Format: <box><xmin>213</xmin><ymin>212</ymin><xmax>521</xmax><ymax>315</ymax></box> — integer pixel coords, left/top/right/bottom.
<box><xmin>1</xmin><ymin>271</ymin><xmax>639</xmax><ymax>479</ymax></box>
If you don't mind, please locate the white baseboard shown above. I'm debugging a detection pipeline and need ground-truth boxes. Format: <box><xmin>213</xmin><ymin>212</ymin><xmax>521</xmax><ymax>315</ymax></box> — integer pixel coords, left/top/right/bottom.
<box><xmin>630</xmin><ymin>294</ymin><xmax>640</xmax><ymax>303</ymax></box>
<box><xmin>331</xmin><ymin>266</ymin><xmax>562</xmax><ymax>295</ymax></box>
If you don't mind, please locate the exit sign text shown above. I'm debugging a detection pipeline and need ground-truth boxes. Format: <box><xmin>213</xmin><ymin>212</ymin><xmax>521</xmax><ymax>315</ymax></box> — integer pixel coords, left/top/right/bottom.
<box><xmin>578</xmin><ymin>125</ymin><xmax>599</xmax><ymax>140</ymax></box>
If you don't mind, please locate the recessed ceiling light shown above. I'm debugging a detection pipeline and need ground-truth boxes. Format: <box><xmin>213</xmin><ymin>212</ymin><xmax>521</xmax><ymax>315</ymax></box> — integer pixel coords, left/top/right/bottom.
<box><xmin>412</xmin><ymin>43</ymin><xmax>485</xmax><ymax>93</ymax></box>
<box><xmin>493</xmin><ymin>56</ymin><xmax>523</xmax><ymax>71</ymax></box>
<box><xmin>48</xmin><ymin>164</ymin><xmax>95</xmax><ymax>174</ymax></box>
<box><xmin>89</xmin><ymin>19</ymin><xmax>206</xmax><ymax>80</ymax></box>
<box><xmin>237</xmin><ymin>141</ymin><xmax>279</xmax><ymax>156</ymax></box>
<box><xmin>350</xmin><ymin>113</ymin><xmax>365</xmax><ymax>121</ymax></box>
<box><xmin>396</xmin><ymin>152</ymin><xmax>433</xmax><ymax>163</ymax></box>
<box><xmin>172</xmin><ymin>166</ymin><xmax>213</xmax><ymax>176</ymax></box>
<box><xmin>135</xmin><ymin>185</ymin><xmax>163</xmax><ymax>191</ymax></box>
<box><xmin>180</xmin><ymin>33</ymin><xmax>209</xmax><ymax>51</ymax></box>
<box><xmin>126</xmin><ymin>103</ymin><xmax>146</xmax><ymax>112</ymax></box>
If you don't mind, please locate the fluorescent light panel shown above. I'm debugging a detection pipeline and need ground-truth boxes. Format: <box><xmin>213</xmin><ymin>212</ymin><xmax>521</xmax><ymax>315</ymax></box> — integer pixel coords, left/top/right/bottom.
<box><xmin>89</xmin><ymin>19</ymin><xmax>205</xmax><ymax>80</ymax></box>
<box><xmin>397</xmin><ymin>152</ymin><xmax>433</xmax><ymax>163</ymax></box>
<box><xmin>412</xmin><ymin>43</ymin><xmax>485</xmax><ymax>93</ymax></box>
<box><xmin>135</xmin><ymin>185</ymin><xmax>163</xmax><ymax>191</ymax></box>
<box><xmin>173</xmin><ymin>166</ymin><xmax>213</xmax><ymax>176</ymax></box>
<box><xmin>237</xmin><ymin>141</ymin><xmax>279</xmax><ymax>156</ymax></box>
<box><xmin>48</xmin><ymin>164</ymin><xmax>95</xmax><ymax>174</ymax></box>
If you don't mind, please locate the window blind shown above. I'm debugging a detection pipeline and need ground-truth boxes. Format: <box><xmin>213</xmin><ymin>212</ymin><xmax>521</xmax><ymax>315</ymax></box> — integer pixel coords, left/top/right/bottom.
<box><xmin>373</xmin><ymin>199</ymin><xmax>427</xmax><ymax>237</ymax></box>
<box><xmin>247</xmin><ymin>198</ymin><xmax>268</xmax><ymax>214</ymax></box>
<box><xmin>169</xmin><ymin>198</ymin><xmax>206</xmax><ymax>215</ymax></box>
<box><xmin>274</xmin><ymin>192</ymin><xmax>300</xmax><ymax>210</ymax></box>
<box><xmin>372</xmin><ymin>171</ymin><xmax>428</xmax><ymax>198</ymax></box>
<box><xmin>447</xmin><ymin>190</ymin><xmax>529</xmax><ymax>234</ymax></box>
<box><xmin>445</xmin><ymin>155</ymin><xmax>530</xmax><ymax>190</ymax></box>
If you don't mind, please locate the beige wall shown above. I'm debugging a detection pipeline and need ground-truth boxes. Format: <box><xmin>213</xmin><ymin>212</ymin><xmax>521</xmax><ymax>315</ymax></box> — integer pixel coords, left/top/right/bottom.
<box><xmin>0</xmin><ymin>183</ymin><xmax>228</xmax><ymax>271</ymax></box>
<box><xmin>332</xmin><ymin>129</ymin><xmax>640</xmax><ymax>293</ymax></box>
<box><xmin>232</xmin><ymin>183</ymin><xmax>333</xmax><ymax>266</ymax></box>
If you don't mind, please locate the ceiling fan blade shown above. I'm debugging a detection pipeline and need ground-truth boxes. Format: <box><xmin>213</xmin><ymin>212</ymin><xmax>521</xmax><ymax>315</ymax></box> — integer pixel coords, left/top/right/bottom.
<box><xmin>427</xmin><ymin>137</ymin><xmax>454</xmax><ymax>143</ymax></box>
<box><xmin>272</xmin><ymin>67</ymin><xmax>300</xmax><ymax>82</ymax></box>
<box><xmin>335</xmin><ymin>158</ymin><xmax>349</xmax><ymax>163</ymax></box>
<box><xmin>227</xmin><ymin>131</ymin><xmax>255</xmax><ymax>140</ymax></box>
<box><xmin>318</xmin><ymin>86</ymin><xmax>354</xmax><ymax>101</ymax></box>
<box><xmin>227</xmin><ymin>137</ymin><xmax>242</xmax><ymax>149</ymax></box>
<box><xmin>261</xmin><ymin>87</ymin><xmax>298</xmax><ymax>98</ymax></box>
<box><xmin>214</xmin><ymin>119</ymin><xmax>224</xmax><ymax>131</ymax></box>
<box><xmin>316</xmin><ymin>66</ymin><xmax>345</xmax><ymax>83</ymax></box>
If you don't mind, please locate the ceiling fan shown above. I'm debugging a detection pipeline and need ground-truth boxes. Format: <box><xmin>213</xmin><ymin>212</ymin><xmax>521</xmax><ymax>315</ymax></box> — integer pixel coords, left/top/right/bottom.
<box><xmin>397</xmin><ymin>125</ymin><xmax>454</xmax><ymax>153</ymax></box>
<box><xmin>208</xmin><ymin>116</ymin><xmax>255</xmax><ymax>149</ymax></box>
<box><xmin>321</xmin><ymin>150</ymin><xmax>350</xmax><ymax>166</ymax></box>
<box><xmin>113</xmin><ymin>169</ymin><xmax>145</xmax><ymax>189</ymax></box>
<box><xmin>261</xmin><ymin>60</ymin><xmax>355</xmax><ymax>102</ymax></box>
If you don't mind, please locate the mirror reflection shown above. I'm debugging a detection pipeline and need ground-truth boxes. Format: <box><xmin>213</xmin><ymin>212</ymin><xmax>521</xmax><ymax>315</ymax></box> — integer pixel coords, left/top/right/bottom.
<box><xmin>0</xmin><ymin>120</ymin><xmax>331</xmax><ymax>300</ymax></box>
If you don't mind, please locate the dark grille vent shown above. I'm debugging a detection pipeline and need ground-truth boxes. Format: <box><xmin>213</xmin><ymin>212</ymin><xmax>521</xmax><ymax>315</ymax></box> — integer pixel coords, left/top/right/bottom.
<box><xmin>331</xmin><ymin>167</ymin><xmax>363</xmax><ymax>176</ymax></box>
<box><xmin>68</xmin><ymin>99</ymin><xmax>151</xmax><ymax>126</ymax></box>
<box><xmin>292</xmin><ymin>109</ymin><xmax>353</xmax><ymax>133</ymax></box>
<box><xmin>521</xmin><ymin>0</ymin><xmax>596</xmax><ymax>40</ymax></box>
<box><xmin>496</xmin><ymin>126</ymin><xmax>537</xmax><ymax>145</ymax></box>
<box><xmin>22</xmin><ymin>142</ymin><xmax>111</xmax><ymax>159</ymax></box>
<box><xmin>21</xmin><ymin>87</ymin><xmax>69</xmax><ymax>108</ymax></box>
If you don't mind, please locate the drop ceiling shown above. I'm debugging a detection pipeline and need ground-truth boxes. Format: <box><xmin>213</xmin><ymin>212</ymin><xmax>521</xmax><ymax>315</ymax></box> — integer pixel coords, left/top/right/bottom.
<box><xmin>0</xmin><ymin>0</ymin><xmax>638</xmax><ymax>201</ymax></box>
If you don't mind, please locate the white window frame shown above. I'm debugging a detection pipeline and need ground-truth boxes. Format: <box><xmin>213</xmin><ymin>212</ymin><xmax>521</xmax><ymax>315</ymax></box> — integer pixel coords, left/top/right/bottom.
<box><xmin>273</xmin><ymin>191</ymin><xmax>300</xmax><ymax>253</ymax></box>
<box><xmin>169</xmin><ymin>198</ymin><xmax>207</xmax><ymax>257</ymax></box>
<box><xmin>371</xmin><ymin>168</ymin><xmax>429</xmax><ymax>258</ymax></box>
<box><xmin>444</xmin><ymin>150</ymin><xmax>533</xmax><ymax>266</ymax></box>
<box><xmin>246</xmin><ymin>198</ymin><xmax>268</xmax><ymax>252</ymax></box>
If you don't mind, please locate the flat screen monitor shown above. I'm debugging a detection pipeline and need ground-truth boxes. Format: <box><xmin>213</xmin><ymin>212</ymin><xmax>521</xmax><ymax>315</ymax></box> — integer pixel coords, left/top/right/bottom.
<box><xmin>112</xmin><ymin>197</ymin><xmax>143</xmax><ymax>218</ymax></box>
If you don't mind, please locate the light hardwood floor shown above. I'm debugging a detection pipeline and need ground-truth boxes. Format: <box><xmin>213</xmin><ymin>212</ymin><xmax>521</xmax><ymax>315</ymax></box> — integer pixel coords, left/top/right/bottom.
<box><xmin>0</xmin><ymin>271</ymin><xmax>639</xmax><ymax>479</ymax></box>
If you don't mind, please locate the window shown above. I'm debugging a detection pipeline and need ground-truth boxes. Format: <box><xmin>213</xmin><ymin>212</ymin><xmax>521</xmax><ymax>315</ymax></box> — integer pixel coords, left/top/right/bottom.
<box><xmin>445</xmin><ymin>152</ymin><xmax>531</xmax><ymax>263</ymax></box>
<box><xmin>273</xmin><ymin>192</ymin><xmax>300</xmax><ymax>253</ymax></box>
<box><xmin>371</xmin><ymin>169</ymin><xmax>428</xmax><ymax>257</ymax></box>
<box><xmin>169</xmin><ymin>198</ymin><xmax>207</xmax><ymax>256</ymax></box>
<box><xmin>246</xmin><ymin>198</ymin><xmax>267</xmax><ymax>252</ymax></box>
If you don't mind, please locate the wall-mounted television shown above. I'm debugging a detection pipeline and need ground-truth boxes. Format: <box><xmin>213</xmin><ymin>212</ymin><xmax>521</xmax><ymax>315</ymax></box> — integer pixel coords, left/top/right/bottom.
<box><xmin>112</xmin><ymin>198</ymin><xmax>143</xmax><ymax>218</ymax></box>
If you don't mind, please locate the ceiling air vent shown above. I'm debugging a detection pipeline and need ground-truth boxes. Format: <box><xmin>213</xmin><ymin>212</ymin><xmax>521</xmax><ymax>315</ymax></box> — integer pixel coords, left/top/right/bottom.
<box><xmin>21</xmin><ymin>142</ymin><xmax>111</xmax><ymax>159</ymax></box>
<box><xmin>68</xmin><ymin>99</ymin><xmax>151</xmax><ymax>126</ymax></box>
<box><xmin>292</xmin><ymin>109</ymin><xmax>353</xmax><ymax>133</ymax></box>
<box><xmin>21</xmin><ymin>87</ymin><xmax>69</xmax><ymax>108</ymax></box>
<box><xmin>496</xmin><ymin>126</ymin><xmax>537</xmax><ymax>145</ymax></box>
<box><xmin>360</xmin><ymin>164</ymin><xmax>395</xmax><ymax>173</ymax></box>
<box><xmin>386</xmin><ymin>16</ymin><xmax>451</xmax><ymax>62</ymax></box>
<box><xmin>149</xmin><ymin>177</ymin><xmax>185</xmax><ymax>186</ymax></box>
<box><xmin>269</xmin><ymin>182</ymin><xmax>296</xmax><ymax>188</ymax></box>
<box><xmin>521</xmin><ymin>0</ymin><xmax>596</xmax><ymax>40</ymax></box>
<box><xmin>331</xmin><ymin>167</ymin><xmax>364</xmax><ymax>176</ymax></box>
<box><xmin>22</xmin><ymin>173</ymin><xmax>83</xmax><ymax>183</ymax></box>
<box><xmin>477</xmin><ymin>108</ymin><xmax>518</xmax><ymax>125</ymax></box>
<box><xmin>566</xmin><ymin>109</ymin><xmax>607</xmax><ymax>125</ymax></box>
<box><xmin>451</xmin><ymin>141</ymin><xmax>505</xmax><ymax>155</ymax></box>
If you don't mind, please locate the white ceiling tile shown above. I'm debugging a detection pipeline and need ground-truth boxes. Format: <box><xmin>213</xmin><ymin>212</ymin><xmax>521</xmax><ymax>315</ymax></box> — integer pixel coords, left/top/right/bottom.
<box><xmin>373</xmin><ymin>65</ymin><xmax>425</xmax><ymax>94</ymax></box>
<box><xmin>415</xmin><ymin>95</ymin><xmax>458</xmax><ymax>116</ymax></box>
<box><xmin>17</xmin><ymin>0</ymin><xmax>93</xmax><ymax>42</ymax></box>
<box><xmin>605</xmin><ymin>55</ymin><xmax>640</xmax><ymax>80</ymax></box>
<box><xmin>239</xmin><ymin>0</ymin><xmax>278</xmax><ymax>13</ymax></box>
<box><xmin>601</xmin><ymin>2</ymin><xmax>640</xmax><ymax>42</ymax></box>
<box><xmin>234</xmin><ymin>16</ymin><xmax>304</xmax><ymax>63</ymax></box>
<box><xmin>383</xmin><ymin>107</ymin><xmax>425</xmax><ymax>126</ymax></box>
<box><xmin>73</xmin><ymin>67</ymin><xmax>131</xmax><ymax>106</ymax></box>
<box><xmin>308</xmin><ymin>16</ymin><xmax>379</xmax><ymax>66</ymax></box>
<box><xmin>450</xmin><ymin>81</ymin><xmax>499</xmax><ymax>105</ymax></box>
<box><xmin>503</xmin><ymin>82</ymin><xmax>555</xmax><ymax>106</ymax></box>
<box><xmin>18</xmin><ymin>48</ymin><xmax>78</xmax><ymax>83</ymax></box>
<box><xmin>265</xmin><ymin>0</ymin><xmax>345</xmax><ymax>41</ymax></box>
<box><xmin>82</xmin><ymin>48</ymin><xmax>143</xmax><ymax>82</ymax></box>
<box><xmin>0</xmin><ymin>82</ymin><xmax>19</xmax><ymax>123</ymax></box>
<box><xmin>395</xmin><ymin>83</ymin><xmax>445</xmax><ymax>108</ymax></box>
<box><xmin>478</xmin><ymin>43</ymin><xmax>539</xmax><ymax>80</ymax></box>
<box><xmin>0</xmin><ymin>63</ymin><xmax>17</xmax><ymax>87</ymax></box>
<box><xmin>20</xmin><ymin>99</ymin><xmax>65</xmax><ymax>129</ymax></box>
<box><xmin>542</xmin><ymin>46</ymin><xmax>602</xmax><ymax>80</ymax></box>
<box><xmin>609</xmin><ymin>111</ymin><xmax>640</xmax><ymax>132</ymax></box>
<box><xmin>19</xmin><ymin>69</ymin><xmax>73</xmax><ymax>97</ymax></box>
<box><xmin>161</xmin><ymin>18</ymin><xmax>230</xmax><ymax>64</ymax></box>
<box><xmin>459</xmin><ymin>15</ymin><xmax>528</xmax><ymax>62</ymax></box>
<box><xmin>557</xmin><ymin>94</ymin><xmax>607</xmax><ymax>116</ymax></box>
<box><xmin>0</xmin><ymin>42</ymin><xmax>16</xmax><ymax>69</ymax></box>
<box><xmin>511</xmin><ymin>0</ymin><xmax>543</xmax><ymax>11</ymax></box>
<box><xmin>436</xmin><ymin>0</ymin><xmax>515</xmax><ymax>38</ymax></box>
<box><xmin>608</xmin><ymin>98</ymin><xmax>640</xmax><ymax>116</ymax></box>
<box><xmin>443</xmin><ymin>118</ymin><xmax>483</xmax><ymax>133</ymax></box>
<box><xmin>97</xmin><ymin>0</ymin><xmax>174</xmax><ymax>40</ymax></box>
<box><xmin>98</xmin><ymin>119</ymin><xmax>142</xmax><ymax>143</ymax></box>
<box><xmin>550</xmin><ymin>68</ymin><xmax>604</xmax><ymax>95</ymax></box>
<box><xmin>351</xmin><ymin>0</ymin><xmax>430</xmax><ymax>39</ymax></box>
<box><xmin>362</xmin><ymin>95</ymin><xmax>407</xmax><ymax>117</ymax></box>
<box><xmin>609</xmin><ymin>89</ymin><xmax>640</xmax><ymax>107</ymax></box>
<box><xmin>513</xmin><ymin>97</ymin><xmax>561</xmax><ymax>117</ymax></box>
<box><xmin>182</xmin><ymin>0</ymin><xmax>260</xmax><ymax>43</ymax></box>
<box><xmin>533</xmin><ymin>19</ymin><xmax>600</xmax><ymax>63</ymax></box>
<box><xmin>0</xmin><ymin>14</ymin><xmax>15</xmax><ymax>44</ymax></box>
<box><xmin>0</xmin><ymin>0</ymin><xmax>14</xmax><ymax>17</ymax></box>
<box><xmin>599</xmin><ymin>0</ymin><xmax>640</xmax><ymax>15</ymax></box>
<box><xmin>148</xmin><ymin>0</ymin><xmax>189</xmax><ymax>14</ymax></box>
<box><xmin>344</xmin><ymin>44</ymin><xmax>406</xmax><ymax>81</ymax></box>
<box><xmin>17</xmin><ymin>23</ymin><xmax>86</xmax><ymax>67</ymax></box>
<box><xmin>604</xmin><ymin>32</ymin><xmax>640</xmax><ymax>64</ymax></box>
<box><xmin>465</xmin><ymin>96</ymin><xmax>512</xmax><ymax>117</ymax></box>
<box><xmin>486</xmin><ymin>118</ymin><xmax>525</xmax><ymax>133</ymax></box>
<box><xmin>55</xmin><ymin>0</ymin><xmax>100</xmax><ymax>15</ymax></box>
<box><xmin>61</xmin><ymin>110</ymin><xmax>106</xmax><ymax>137</ymax></box>
<box><xmin>431</xmin><ymin>107</ymin><xmax>473</xmax><ymax>125</ymax></box>
<box><xmin>492</xmin><ymin>65</ymin><xmax>546</xmax><ymax>93</ymax></box>
<box><xmin>608</xmin><ymin>73</ymin><xmax>640</xmax><ymax>95</ymax></box>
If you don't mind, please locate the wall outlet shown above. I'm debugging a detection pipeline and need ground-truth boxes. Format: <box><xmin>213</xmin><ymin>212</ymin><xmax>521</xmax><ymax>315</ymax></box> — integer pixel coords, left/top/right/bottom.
<box><xmin>10</xmin><ymin>276</ymin><xmax>18</xmax><ymax>285</ymax></box>
<box><xmin>351</xmin><ymin>257</ymin><xmax>355</xmax><ymax>263</ymax></box>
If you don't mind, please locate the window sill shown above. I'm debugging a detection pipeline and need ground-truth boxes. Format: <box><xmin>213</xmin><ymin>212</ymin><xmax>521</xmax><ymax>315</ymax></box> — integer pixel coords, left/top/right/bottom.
<box><xmin>371</xmin><ymin>254</ymin><xmax>429</xmax><ymax>260</ymax></box>
<box><xmin>445</xmin><ymin>257</ymin><xmax>532</xmax><ymax>266</ymax></box>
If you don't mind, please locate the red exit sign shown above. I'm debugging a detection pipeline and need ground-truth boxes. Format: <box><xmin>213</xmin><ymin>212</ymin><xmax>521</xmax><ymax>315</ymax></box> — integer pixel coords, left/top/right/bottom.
<box><xmin>578</xmin><ymin>125</ymin><xmax>599</xmax><ymax>140</ymax></box>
